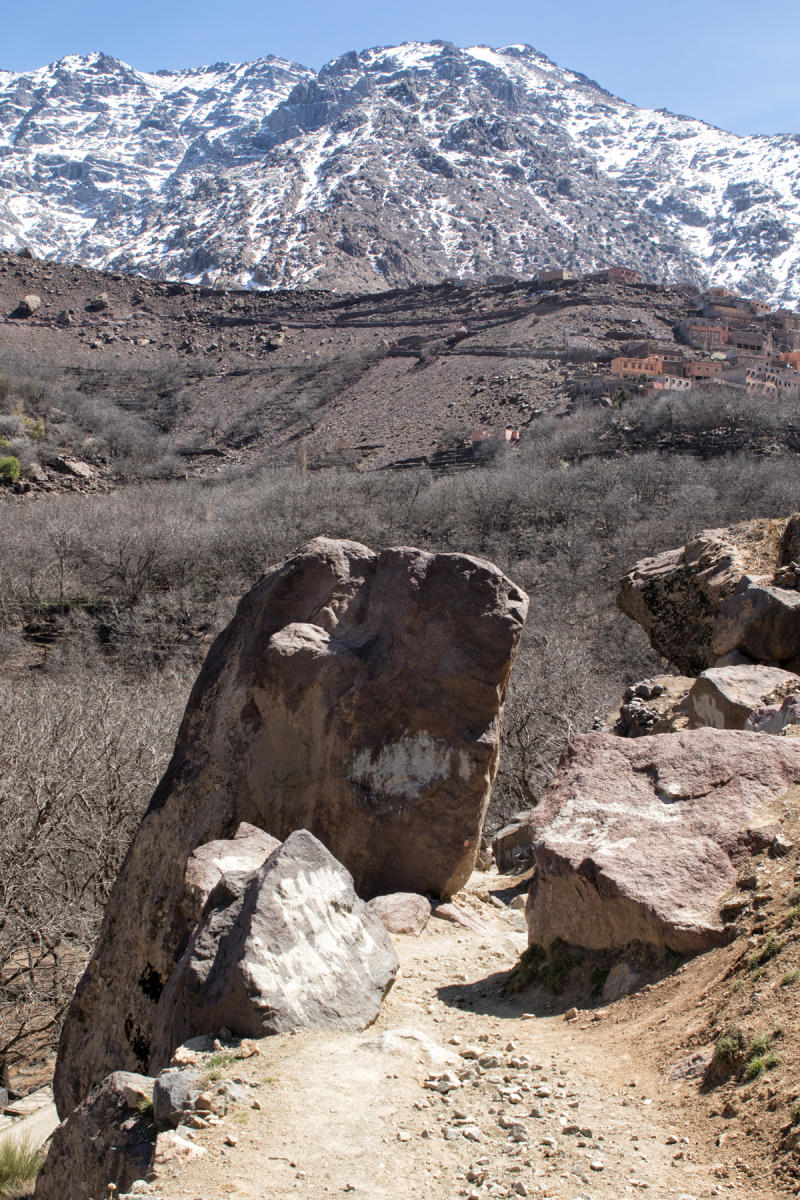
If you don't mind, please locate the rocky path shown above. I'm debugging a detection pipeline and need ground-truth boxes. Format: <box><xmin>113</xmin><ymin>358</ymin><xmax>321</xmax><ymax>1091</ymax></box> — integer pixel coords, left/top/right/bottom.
<box><xmin>155</xmin><ymin>899</ymin><xmax>773</xmax><ymax>1200</ymax></box>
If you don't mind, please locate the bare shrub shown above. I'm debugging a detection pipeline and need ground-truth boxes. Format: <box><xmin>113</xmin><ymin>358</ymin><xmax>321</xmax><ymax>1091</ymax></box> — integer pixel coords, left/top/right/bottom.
<box><xmin>489</xmin><ymin>631</ymin><xmax>612</xmax><ymax>833</ymax></box>
<box><xmin>0</xmin><ymin>670</ymin><xmax>187</xmax><ymax>1080</ymax></box>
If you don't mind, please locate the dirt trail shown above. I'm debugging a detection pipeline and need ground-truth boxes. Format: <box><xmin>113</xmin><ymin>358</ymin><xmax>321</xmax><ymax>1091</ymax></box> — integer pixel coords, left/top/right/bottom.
<box><xmin>158</xmin><ymin>893</ymin><xmax>776</xmax><ymax>1200</ymax></box>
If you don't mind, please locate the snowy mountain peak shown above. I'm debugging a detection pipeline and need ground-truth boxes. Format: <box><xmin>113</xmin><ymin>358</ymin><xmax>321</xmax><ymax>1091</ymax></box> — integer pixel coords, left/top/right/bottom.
<box><xmin>0</xmin><ymin>42</ymin><xmax>798</xmax><ymax>301</ymax></box>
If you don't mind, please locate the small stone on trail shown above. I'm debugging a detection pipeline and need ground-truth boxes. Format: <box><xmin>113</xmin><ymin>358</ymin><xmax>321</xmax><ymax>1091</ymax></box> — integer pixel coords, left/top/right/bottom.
<box><xmin>771</xmin><ymin>833</ymin><xmax>794</xmax><ymax>857</ymax></box>
<box><xmin>460</xmin><ymin>1045</ymin><xmax>481</xmax><ymax>1059</ymax></box>
<box><xmin>424</xmin><ymin>1071</ymin><xmax>461</xmax><ymax>1093</ymax></box>
<box><xmin>154</xmin><ymin>1130</ymin><xmax>206</xmax><ymax>1166</ymax></box>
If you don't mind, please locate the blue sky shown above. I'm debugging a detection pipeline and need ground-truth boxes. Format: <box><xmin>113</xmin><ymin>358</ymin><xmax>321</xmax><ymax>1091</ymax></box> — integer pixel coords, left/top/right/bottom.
<box><xmin>3</xmin><ymin>0</ymin><xmax>799</xmax><ymax>136</ymax></box>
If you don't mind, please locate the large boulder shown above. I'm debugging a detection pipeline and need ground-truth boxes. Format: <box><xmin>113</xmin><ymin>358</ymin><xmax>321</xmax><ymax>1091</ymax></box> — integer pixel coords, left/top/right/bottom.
<box><xmin>617</xmin><ymin>516</ymin><xmax>800</xmax><ymax>673</ymax></box>
<box><xmin>687</xmin><ymin>665</ymin><xmax>800</xmax><ymax>730</ymax></box>
<box><xmin>526</xmin><ymin>730</ymin><xmax>800</xmax><ymax>955</ymax></box>
<box><xmin>492</xmin><ymin>812</ymin><xmax>535</xmax><ymax>871</ymax></box>
<box><xmin>44</xmin><ymin>456</ymin><xmax>95</xmax><ymax>481</ymax></box>
<box><xmin>149</xmin><ymin>831</ymin><xmax>398</xmax><ymax>1070</ymax></box>
<box><xmin>712</xmin><ymin>578</ymin><xmax>800</xmax><ymax>665</ymax></box>
<box><xmin>152</xmin><ymin>1068</ymin><xmax>201</xmax><ymax>1130</ymax></box>
<box><xmin>35</xmin><ymin>1072</ymin><xmax>154</xmax><ymax>1200</ymax></box>
<box><xmin>54</xmin><ymin>537</ymin><xmax>526</xmax><ymax>1115</ymax></box>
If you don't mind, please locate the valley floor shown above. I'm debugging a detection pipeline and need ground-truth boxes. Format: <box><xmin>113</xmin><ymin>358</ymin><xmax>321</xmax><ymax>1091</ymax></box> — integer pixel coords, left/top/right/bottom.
<box><xmin>156</xmin><ymin>880</ymin><xmax>775</xmax><ymax>1200</ymax></box>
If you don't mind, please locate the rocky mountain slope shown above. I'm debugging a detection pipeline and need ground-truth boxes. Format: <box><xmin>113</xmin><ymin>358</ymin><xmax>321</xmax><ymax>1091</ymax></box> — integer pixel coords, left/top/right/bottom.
<box><xmin>1</xmin><ymin>43</ymin><xmax>799</xmax><ymax>302</ymax></box>
<box><xmin>0</xmin><ymin>249</ymin><xmax>698</xmax><ymax>480</ymax></box>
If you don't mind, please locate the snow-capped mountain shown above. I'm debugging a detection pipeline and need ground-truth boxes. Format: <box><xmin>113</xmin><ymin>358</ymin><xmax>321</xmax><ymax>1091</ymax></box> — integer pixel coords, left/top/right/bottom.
<box><xmin>1</xmin><ymin>42</ymin><xmax>799</xmax><ymax>303</ymax></box>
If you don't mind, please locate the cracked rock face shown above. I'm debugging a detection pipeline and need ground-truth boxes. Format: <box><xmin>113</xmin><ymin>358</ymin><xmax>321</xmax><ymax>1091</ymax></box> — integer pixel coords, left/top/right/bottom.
<box><xmin>150</xmin><ymin>830</ymin><xmax>399</xmax><ymax>1071</ymax></box>
<box><xmin>617</xmin><ymin>516</ymin><xmax>800</xmax><ymax>674</ymax></box>
<box><xmin>526</xmin><ymin>730</ymin><xmax>800</xmax><ymax>955</ymax></box>
<box><xmin>54</xmin><ymin>536</ymin><xmax>527</xmax><ymax>1116</ymax></box>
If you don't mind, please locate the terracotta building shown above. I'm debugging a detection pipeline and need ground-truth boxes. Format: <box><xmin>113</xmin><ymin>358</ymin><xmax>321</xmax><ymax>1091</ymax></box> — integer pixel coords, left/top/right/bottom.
<box><xmin>704</xmin><ymin>286</ymin><xmax>740</xmax><ymax>301</ymax></box>
<box><xmin>649</xmin><ymin>375</ymin><xmax>692</xmax><ymax>392</ymax></box>
<box><xmin>727</xmin><ymin>327</ymin><xmax>772</xmax><ymax>354</ymax></box>
<box><xmin>772</xmin><ymin>311</ymin><xmax>800</xmax><ymax>347</ymax></box>
<box><xmin>471</xmin><ymin>427</ymin><xmax>521</xmax><ymax>445</ymax></box>
<box><xmin>610</xmin><ymin>354</ymin><xmax>667</xmax><ymax>379</ymax></box>
<box><xmin>724</xmin><ymin>365</ymin><xmax>800</xmax><ymax>397</ymax></box>
<box><xmin>678</xmin><ymin>320</ymin><xmax>730</xmax><ymax>351</ymax></box>
<box><xmin>686</xmin><ymin>360</ymin><xmax>724</xmax><ymax>380</ymax></box>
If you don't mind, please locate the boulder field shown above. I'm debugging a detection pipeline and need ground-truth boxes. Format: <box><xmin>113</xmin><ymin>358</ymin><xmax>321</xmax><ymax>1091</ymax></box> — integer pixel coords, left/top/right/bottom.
<box><xmin>526</xmin><ymin>515</ymin><xmax>800</xmax><ymax>963</ymax></box>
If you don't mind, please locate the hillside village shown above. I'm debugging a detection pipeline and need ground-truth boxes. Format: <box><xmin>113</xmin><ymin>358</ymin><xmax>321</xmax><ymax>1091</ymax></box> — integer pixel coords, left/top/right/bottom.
<box><xmin>381</xmin><ymin>264</ymin><xmax>800</xmax><ymax>456</ymax></box>
<box><xmin>536</xmin><ymin>269</ymin><xmax>800</xmax><ymax>413</ymax></box>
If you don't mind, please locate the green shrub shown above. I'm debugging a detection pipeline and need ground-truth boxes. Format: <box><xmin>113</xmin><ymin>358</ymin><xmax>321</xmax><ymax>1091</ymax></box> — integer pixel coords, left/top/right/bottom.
<box><xmin>203</xmin><ymin>1050</ymin><xmax>238</xmax><ymax>1080</ymax></box>
<box><xmin>715</xmin><ymin>1029</ymin><xmax>745</xmax><ymax>1065</ymax></box>
<box><xmin>0</xmin><ymin>1138</ymin><xmax>44</xmax><ymax>1195</ymax></box>
<box><xmin>781</xmin><ymin>967</ymin><xmax>800</xmax><ymax>987</ymax></box>
<box><xmin>745</xmin><ymin>1056</ymin><xmax>766</xmax><ymax>1079</ymax></box>
<box><xmin>748</xmin><ymin>934</ymin><xmax>783</xmax><ymax>970</ymax></box>
<box><xmin>745</xmin><ymin>1050</ymin><xmax>780</xmax><ymax>1080</ymax></box>
<box><xmin>744</xmin><ymin>1035</ymin><xmax>780</xmax><ymax>1079</ymax></box>
<box><xmin>23</xmin><ymin>417</ymin><xmax>45</xmax><ymax>442</ymax></box>
<box><xmin>0</xmin><ymin>456</ymin><xmax>20</xmax><ymax>486</ymax></box>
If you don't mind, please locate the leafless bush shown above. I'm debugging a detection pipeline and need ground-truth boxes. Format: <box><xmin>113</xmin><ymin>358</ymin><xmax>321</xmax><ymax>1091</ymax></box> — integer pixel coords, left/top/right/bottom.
<box><xmin>0</xmin><ymin>670</ymin><xmax>187</xmax><ymax>1080</ymax></box>
<box><xmin>0</xmin><ymin>414</ymin><xmax>24</xmax><ymax>439</ymax></box>
<box><xmin>488</xmin><ymin>631</ymin><xmax>613</xmax><ymax>833</ymax></box>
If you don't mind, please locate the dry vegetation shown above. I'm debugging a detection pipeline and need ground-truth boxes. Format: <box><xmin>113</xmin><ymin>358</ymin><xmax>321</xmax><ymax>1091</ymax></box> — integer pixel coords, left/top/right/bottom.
<box><xmin>3</xmin><ymin>362</ymin><xmax>800</xmax><ymax>1086</ymax></box>
<box><xmin>0</xmin><ymin>673</ymin><xmax>183</xmax><ymax>1087</ymax></box>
